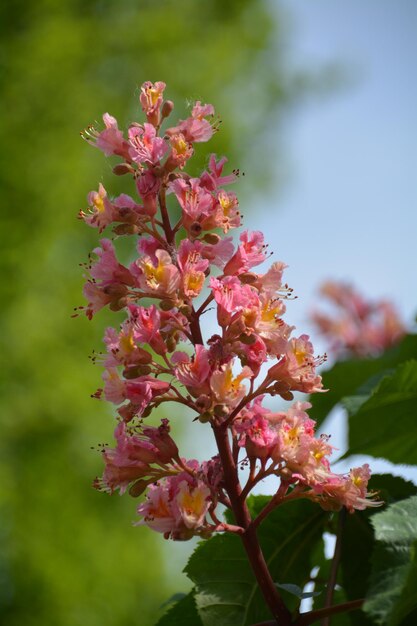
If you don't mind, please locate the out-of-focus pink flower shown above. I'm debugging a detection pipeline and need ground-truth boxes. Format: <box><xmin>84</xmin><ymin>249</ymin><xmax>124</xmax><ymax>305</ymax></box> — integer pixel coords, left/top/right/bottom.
<box><xmin>311</xmin><ymin>280</ymin><xmax>406</xmax><ymax>357</ymax></box>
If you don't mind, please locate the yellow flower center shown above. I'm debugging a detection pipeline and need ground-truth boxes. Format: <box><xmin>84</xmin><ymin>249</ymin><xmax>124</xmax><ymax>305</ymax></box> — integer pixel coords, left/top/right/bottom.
<box><xmin>93</xmin><ymin>195</ymin><xmax>105</xmax><ymax>213</ymax></box>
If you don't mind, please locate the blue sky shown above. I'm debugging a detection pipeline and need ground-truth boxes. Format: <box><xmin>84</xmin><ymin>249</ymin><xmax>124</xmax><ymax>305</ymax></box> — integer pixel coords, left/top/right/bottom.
<box><xmin>256</xmin><ymin>0</ymin><xmax>417</xmax><ymax>350</ymax></box>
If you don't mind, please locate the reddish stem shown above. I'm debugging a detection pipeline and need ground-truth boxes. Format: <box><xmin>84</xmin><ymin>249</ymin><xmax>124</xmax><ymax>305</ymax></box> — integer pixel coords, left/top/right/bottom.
<box><xmin>158</xmin><ymin>185</ymin><xmax>175</xmax><ymax>245</ymax></box>
<box><xmin>321</xmin><ymin>508</ymin><xmax>346</xmax><ymax>626</ymax></box>
<box><xmin>213</xmin><ymin>423</ymin><xmax>292</xmax><ymax>626</ymax></box>
<box><xmin>250</xmin><ymin>598</ymin><xmax>364</xmax><ymax>626</ymax></box>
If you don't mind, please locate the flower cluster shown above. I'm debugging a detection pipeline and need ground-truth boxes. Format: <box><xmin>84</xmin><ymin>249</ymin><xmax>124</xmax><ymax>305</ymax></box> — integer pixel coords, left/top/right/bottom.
<box><xmin>80</xmin><ymin>81</ymin><xmax>380</xmax><ymax>540</ymax></box>
<box><xmin>311</xmin><ymin>281</ymin><xmax>405</xmax><ymax>357</ymax></box>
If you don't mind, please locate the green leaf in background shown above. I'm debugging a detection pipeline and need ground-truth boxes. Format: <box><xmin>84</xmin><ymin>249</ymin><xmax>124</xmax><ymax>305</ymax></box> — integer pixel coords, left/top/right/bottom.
<box><xmin>156</xmin><ymin>590</ymin><xmax>203</xmax><ymax>626</ymax></box>
<box><xmin>341</xmin><ymin>360</ymin><xmax>417</xmax><ymax>464</ymax></box>
<box><xmin>309</xmin><ymin>335</ymin><xmax>417</xmax><ymax>428</ymax></box>
<box><xmin>364</xmin><ymin>495</ymin><xmax>417</xmax><ymax>626</ymax></box>
<box><xmin>184</xmin><ymin>497</ymin><xmax>328</xmax><ymax>625</ymax></box>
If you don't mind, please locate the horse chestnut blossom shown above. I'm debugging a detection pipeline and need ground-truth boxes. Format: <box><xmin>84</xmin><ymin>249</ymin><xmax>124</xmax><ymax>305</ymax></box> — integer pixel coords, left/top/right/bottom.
<box><xmin>79</xmin><ymin>82</ymin><xmax>381</xmax><ymax>578</ymax></box>
<box><xmin>311</xmin><ymin>280</ymin><xmax>406</xmax><ymax>357</ymax></box>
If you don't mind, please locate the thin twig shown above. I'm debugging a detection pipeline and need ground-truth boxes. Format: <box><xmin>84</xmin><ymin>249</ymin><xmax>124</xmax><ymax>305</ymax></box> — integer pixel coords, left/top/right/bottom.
<box><xmin>293</xmin><ymin>598</ymin><xmax>364</xmax><ymax>626</ymax></box>
<box><xmin>321</xmin><ymin>507</ymin><xmax>346</xmax><ymax>626</ymax></box>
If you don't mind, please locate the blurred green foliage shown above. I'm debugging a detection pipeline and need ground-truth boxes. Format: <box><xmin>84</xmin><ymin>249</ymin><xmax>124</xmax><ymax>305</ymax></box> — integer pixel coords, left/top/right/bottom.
<box><xmin>0</xmin><ymin>1</ymin><xmax>324</xmax><ymax>624</ymax></box>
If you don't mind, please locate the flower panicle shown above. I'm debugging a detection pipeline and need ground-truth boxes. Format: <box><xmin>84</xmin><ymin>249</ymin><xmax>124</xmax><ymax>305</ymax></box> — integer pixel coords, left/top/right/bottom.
<box><xmin>80</xmin><ymin>81</ymin><xmax>379</xmax><ymax>540</ymax></box>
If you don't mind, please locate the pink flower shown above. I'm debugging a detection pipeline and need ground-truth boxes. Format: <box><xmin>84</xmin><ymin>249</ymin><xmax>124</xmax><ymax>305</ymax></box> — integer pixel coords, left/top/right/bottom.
<box><xmin>103</xmin><ymin>324</ymin><xmax>152</xmax><ymax>368</ymax></box>
<box><xmin>139</xmin><ymin>81</ymin><xmax>166</xmax><ymax>126</ymax></box>
<box><xmin>173</xmin><ymin>345</ymin><xmax>212</xmax><ymax>396</ymax></box>
<box><xmin>224</xmin><ymin>231</ymin><xmax>267</xmax><ymax>275</ymax></box>
<box><xmin>137</xmin><ymin>464</ymin><xmax>213</xmax><ymax>539</ymax></box>
<box><xmin>267</xmin><ymin>334</ymin><xmax>325</xmax><ymax>394</ymax></box>
<box><xmin>123</xmin><ymin>377</ymin><xmax>170</xmax><ymax>418</ymax></box>
<box><xmin>128</xmin><ymin>123</ymin><xmax>168</xmax><ymax>166</ymax></box>
<box><xmin>133</xmin><ymin>249</ymin><xmax>181</xmax><ymax>298</ymax></box>
<box><xmin>210</xmin><ymin>361</ymin><xmax>252</xmax><ymax>409</ymax></box>
<box><xmin>309</xmin><ymin>464</ymin><xmax>382</xmax><ymax>512</ymax></box>
<box><xmin>212</xmin><ymin>189</ymin><xmax>241</xmax><ymax>233</ymax></box>
<box><xmin>233</xmin><ymin>336</ymin><xmax>267</xmax><ymax>377</ymax></box>
<box><xmin>175</xmin><ymin>480</ymin><xmax>211</xmax><ymax>529</ymax></box>
<box><xmin>210</xmin><ymin>276</ymin><xmax>255</xmax><ymax>327</ymax></box>
<box><xmin>83</xmin><ymin>113</ymin><xmax>130</xmax><ymax>159</ymax></box>
<box><xmin>169</xmin><ymin>178</ymin><xmax>214</xmax><ymax>233</ymax></box>
<box><xmin>167</xmin><ymin>101</ymin><xmax>216</xmax><ymax>143</ymax></box>
<box><xmin>89</xmin><ymin>239</ymin><xmax>135</xmax><ymax>285</ymax></box>
<box><xmin>130</xmin><ymin>304</ymin><xmax>167</xmax><ymax>355</ymax></box>
<box><xmin>311</xmin><ymin>281</ymin><xmax>406</xmax><ymax>357</ymax></box>
<box><xmin>237</xmin><ymin>413</ymin><xmax>278</xmax><ymax>460</ymax></box>
<box><xmin>200</xmin><ymin>154</ymin><xmax>237</xmax><ymax>190</ymax></box>
<box><xmin>80</xmin><ymin>184</ymin><xmax>117</xmax><ymax>232</ymax></box>
<box><xmin>177</xmin><ymin>239</ymin><xmax>210</xmax><ymax>298</ymax></box>
<box><xmin>165</xmin><ymin>133</ymin><xmax>194</xmax><ymax>171</ymax></box>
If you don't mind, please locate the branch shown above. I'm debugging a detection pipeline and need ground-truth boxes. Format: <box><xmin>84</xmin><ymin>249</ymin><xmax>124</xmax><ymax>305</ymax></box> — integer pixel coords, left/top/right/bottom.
<box><xmin>158</xmin><ymin>185</ymin><xmax>175</xmax><ymax>244</ymax></box>
<box><xmin>321</xmin><ymin>508</ymin><xmax>346</xmax><ymax>626</ymax></box>
<box><xmin>293</xmin><ymin>598</ymin><xmax>364</xmax><ymax>626</ymax></box>
<box><xmin>212</xmin><ymin>424</ymin><xmax>292</xmax><ymax>626</ymax></box>
<box><xmin>249</xmin><ymin>598</ymin><xmax>364</xmax><ymax>626</ymax></box>
<box><xmin>189</xmin><ymin>305</ymin><xmax>204</xmax><ymax>345</ymax></box>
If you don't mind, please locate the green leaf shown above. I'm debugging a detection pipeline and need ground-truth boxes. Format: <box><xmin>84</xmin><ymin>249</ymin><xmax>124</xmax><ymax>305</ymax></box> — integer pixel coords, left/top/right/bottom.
<box><xmin>156</xmin><ymin>590</ymin><xmax>203</xmax><ymax>626</ymax></box>
<box><xmin>185</xmin><ymin>497</ymin><xmax>328</xmax><ymax>625</ymax></box>
<box><xmin>275</xmin><ymin>582</ymin><xmax>321</xmax><ymax>599</ymax></box>
<box><xmin>337</xmin><ymin>475</ymin><xmax>417</xmax><ymax>626</ymax></box>
<box><xmin>341</xmin><ymin>361</ymin><xmax>417</xmax><ymax>464</ymax></box>
<box><xmin>364</xmin><ymin>496</ymin><xmax>417</xmax><ymax>626</ymax></box>
<box><xmin>310</xmin><ymin>335</ymin><xmax>417</xmax><ymax>427</ymax></box>
<box><xmin>160</xmin><ymin>592</ymin><xmax>187</xmax><ymax>608</ymax></box>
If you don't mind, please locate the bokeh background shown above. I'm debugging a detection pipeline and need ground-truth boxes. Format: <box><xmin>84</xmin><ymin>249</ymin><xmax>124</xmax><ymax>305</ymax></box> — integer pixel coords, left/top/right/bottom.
<box><xmin>1</xmin><ymin>1</ymin><xmax>415</xmax><ymax>625</ymax></box>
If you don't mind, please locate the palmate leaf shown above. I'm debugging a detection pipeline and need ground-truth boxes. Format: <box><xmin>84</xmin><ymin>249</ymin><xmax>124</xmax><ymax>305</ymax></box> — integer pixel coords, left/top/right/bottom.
<box><xmin>364</xmin><ymin>495</ymin><xmax>417</xmax><ymax>626</ymax></box>
<box><xmin>155</xmin><ymin>589</ymin><xmax>203</xmax><ymax>626</ymax></box>
<box><xmin>185</xmin><ymin>497</ymin><xmax>328</xmax><ymax>626</ymax></box>
<box><xmin>309</xmin><ymin>335</ymin><xmax>417</xmax><ymax>428</ymax></box>
<box><xmin>341</xmin><ymin>360</ymin><xmax>417</xmax><ymax>464</ymax></box>
<box><xmin>337</xmin><ymin>475</ymin><xmax>417</xmax><ymax>626</ymax></box>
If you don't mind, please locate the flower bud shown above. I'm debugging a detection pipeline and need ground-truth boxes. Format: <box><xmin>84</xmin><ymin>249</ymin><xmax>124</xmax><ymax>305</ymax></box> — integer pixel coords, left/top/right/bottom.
<box><xmin>161</xmin><ymin>100</ymin><xmax>174</xmax><ymax>120</ymax></box>
<box><xmin>113</xmin><ymin>224</ymin><xmax>140</xmax><ymax>236</ymax></box>
<box><xmin>113</xmin><ymin>163</ymin><xmax>134</xmax><ymax>176</ymax></box>
<box><xmin>203</xmin><ymin>233</ymin><xmax>221</xmax><ymax>245</ymax></box>
<box><xmin>143</xmin><ymin>419</ymin><xmax>179</xmax><ymax>463</ymax></box>
<box><xmin>160</xmin><ymin>299</ymin><xmax>175</xmax><ymax>311</ymax></box>
<box><xmin>195</xmin><ymin>394</ymin><xmax>211</xmax><ymax>413</ymax></box>
<box><xmin>238</xmin><ymin>272</ymin><xmax>258</xmax><ymax>284</ymax></box>
<box><xmin>103</xmin><ymin>284</ymin><xmax>128</xmax><ymax>298</ymax></box>
<box><xmin>129</xmin><ymin>479</ymin><xmax>150</xmax><ymax>497</ymax></box>
<box><xmin>179</xmin><ymin>304</ymin><xmax>192</xmax><ymax>316</ymax></box>
<box><xmin>213</xmin><ymin>404</ymin><xmax>229</xmax><ymax>418</ymax></box>
<box><xmin>123</xmin><ymin>365</ymin><xmax>152</xmax><ymax>379</ymax></box>
<box><xmin>109</xmin><ymin>297</ymin><xmax>129</xmax><ymax>311</ymax></box>
<box><xmin>239</xmin><ymin>333</ymin><xmax>256</xmax><ymax>345</ymax></box>
<box><xmin>165</xmin><ymin>334</ymin><xmax>179</xmax><ymax>353</ymax></box>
